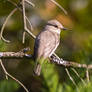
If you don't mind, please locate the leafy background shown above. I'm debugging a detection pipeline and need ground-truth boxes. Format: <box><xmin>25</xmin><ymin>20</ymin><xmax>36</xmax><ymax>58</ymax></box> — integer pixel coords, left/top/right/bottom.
<box><xmin>0</xmin><ymin>0</ymin><xmax>92</xmax><ymax>92</ymax></box>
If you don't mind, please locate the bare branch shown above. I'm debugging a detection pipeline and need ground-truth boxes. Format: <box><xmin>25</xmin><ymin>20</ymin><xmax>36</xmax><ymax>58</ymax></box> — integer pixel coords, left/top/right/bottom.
<box><xmin>0</xmin><ymin>59</ymin><xmax>29</xmax><ymax>92</ymax></box>
<box><xmin>22</xmin><ymin>0</ymin><xmax>36</xmax><ymax>43</ymax></box>
<box><xmin>7</xmin><ymin>0</ymin><xmax>33</xmax><ymax>31</ymax></box>
<box><xmin>86</xmin><ymin>68</ymin><xmax>89</xmax><ymax>82</ymax></box>
<box><xmin>87</xmin><ymin>65</ymin><xmax>92</xmax><ymax>69</ymax></box>
<box><xmin>0</xmin><ymin>59</ymin><xmax>8</xmax><ymax>79</ymax></box>
<box><xmin>25</xmin><ymin>0</ymin><xmax>35</xmax><ymax>7</ymax></box>
<box><xmin>7</xmin><ymin>73</ymin><xmax>29</xmax><ymax>92</ymax></box>
<box><xmin>65</xmin><ymin>68</ymin><xmax>77</xmax><ymax>87</ymax></box>
<box><xmin>7</xmin><ymin>0</ymin><xmax>22</xmax><ymax>11</ymax></box>
<box><xmin>22</xmin><ymin>0</ymin><xmax>26</xmax><ymax>30</ymax></box>
<box><xmin>25</xmin><ymin>16</ymin><xmax>33</xmax><ymax>31</ymax></box>
<box><xmin>0</xmin><ymin>51</ymin><xmax>31</xmax><ymax>59</ymax></box>
<box><xmin>7</xmin><ymin>0</ymin><xmax>35</xmax><ymax>43</ymax></box>
<box><xmin>0</xmin><ymin>8</ymin><xmax>17</xmax><ymax>43</ymax></box>
<box><xmin>22</xmin><ymin>0</ymin><xmax>26</xmax><ymax>43</ymax></box>
<box><xmin>0</xmin><ymin>52</ymin><xmax>24</xmax><ymax>58</ymax></box>
<box><xmin>9</xmin><ymin>0</ymin><xmax>34</xmax><ymax>31</ymax></box>
<box><xmin>50</xmin><ymin>0</ymin><xmax>67</xmax><ymax>15</ymax></box>
<box><xmin>71</xmin><ymin>68</ymin><xmax>86</xmax><ymax>85</ymax></box>
<box><xmin>50</xmin><ymin>54</ymin><xmax>87</xmax><ymax>68</ymax></box>
<box><xmin>22</xmin><ymin>31</ymin><xmax>26</xmax><ymax>43</ymax></box>
<box><xmin>7</xmin><ymin>0</ymin><xmax>18</xmax><ymax>7</ymax></box>
<box><xmin>24</xmin><ymin>26</ymin><xmax>36</xmax><ymax>38</ymax></box>
<box><xmin>0</xmin><ymin>50</ymin><xmax>91</xmax><ymax>70</ymax></box>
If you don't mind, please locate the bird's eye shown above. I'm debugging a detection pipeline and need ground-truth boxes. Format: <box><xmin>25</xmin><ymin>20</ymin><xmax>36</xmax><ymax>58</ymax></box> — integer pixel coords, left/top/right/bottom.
<box><xmin>54</xmin><ymin>25</ymin><xmax>58</xmax><ymax>28</ymax></box>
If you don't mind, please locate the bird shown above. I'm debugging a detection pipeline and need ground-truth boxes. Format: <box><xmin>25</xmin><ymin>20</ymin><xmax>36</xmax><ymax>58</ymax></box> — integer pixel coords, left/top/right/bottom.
<box><xmin>33</xmin><ymin>19</ymin><xmax>67</xmax><ymax>76</ymax></box>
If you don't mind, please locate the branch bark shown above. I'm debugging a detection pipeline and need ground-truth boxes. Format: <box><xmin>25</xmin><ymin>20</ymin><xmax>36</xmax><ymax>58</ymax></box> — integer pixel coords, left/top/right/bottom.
<box><xmin>0</xmin><ymin>49</ymin><xmax>91</xmax><ymax>69</ymax></box>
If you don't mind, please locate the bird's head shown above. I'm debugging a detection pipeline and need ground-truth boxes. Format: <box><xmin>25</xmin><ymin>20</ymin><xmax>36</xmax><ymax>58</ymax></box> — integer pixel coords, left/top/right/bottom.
<box><xmin>46</xmin><ymin>19</ymin><xmax>67</xmax><ymax>34</ymax></box>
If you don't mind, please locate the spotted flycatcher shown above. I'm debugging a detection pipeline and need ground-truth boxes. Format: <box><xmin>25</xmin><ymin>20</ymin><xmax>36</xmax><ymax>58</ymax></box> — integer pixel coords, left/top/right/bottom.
<box><xmin>33</xmin><ymin>19</ymin><xmax>67</xmax><ymax>76</ymax></box>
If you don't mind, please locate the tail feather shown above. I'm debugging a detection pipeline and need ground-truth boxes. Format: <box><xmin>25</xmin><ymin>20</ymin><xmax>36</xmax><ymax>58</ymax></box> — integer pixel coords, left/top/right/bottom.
<box><xmin>33</xmin><ymin>63</ymin><xmax>41</xmax><ymax>76</ymax></box>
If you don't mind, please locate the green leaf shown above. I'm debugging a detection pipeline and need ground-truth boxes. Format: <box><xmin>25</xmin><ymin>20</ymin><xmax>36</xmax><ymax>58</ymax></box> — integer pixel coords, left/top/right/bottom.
<box><xmin>0</xmin><ymin>80</ymin><xmax>19</xmax><ymax>92</ymax></box>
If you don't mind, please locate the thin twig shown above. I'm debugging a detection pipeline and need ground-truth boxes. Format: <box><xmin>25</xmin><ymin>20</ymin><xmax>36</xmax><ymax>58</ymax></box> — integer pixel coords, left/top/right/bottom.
<box><xmin>71</xmin><ymin>68</ymin><xmax>86</xmax><ymax>85</ymax></box>
<box><xmin>22</xmin><ymin>0</ymin><xmax>36</xmax><ymax>43</ymax></box>
<box><xmin>22</xmin><ymin>16</ymin><xmax>34</xmax><ymax>43</ymax></box>
<box><xmin>65</xmin><ymin>68</ymin><xmax>77</xmax><ymax>87</ymax></box>
<box><xmin>7</xmin><ymin>73</ymin><xmax>29</xmax><ymax>92</ymax></box>
<box><xmin>7</xmin><ymin>0</ymin><xmax>22</xmax><ymax>11</ymax></box>
<box><xmin>50</xmin><ymin>0</ymin><xmax>67</xmax><ymax>15</ymax></box>
<box><xmin>0</xmin><ymin>59</ymin><xmax>29</xmax><ymax>92</ymax></box>
<box><xmin>22</xmin><ymin>0</ymin><xmax>26</xmax><ymax>30</ymax></box>
<box><xmin>25</xmin><ymin>0</ymin><xmax>35</xmax><ymax>7</ymax></box>
<box><xmin>0</xmin><ymin>59</ymin><xmax>8</xmax><ymax>79</ymax></box>
<box><xmin>7</xmin><ymin>0</ymin><xmax>18</xmax><ymax>6</ymax></box>
<box><xmin>24</xmin><ymin>26</ymin><xmax>36</xmax><ymax>38</ymax></box>
<box><xmin>0</xmin><ymin>8</ymin><xmax>17</xmax><ymax>43</ymax></box>
<box><xmin>23</xmin><ymin>31</ymin><xmax>26</xmax><ymax>43</ymax></box>
<box><xmin>7</xmin><ymin>0</ymin><xmax>34</xmax><ymax>32</ymax></box>
<box><xmin>22</xmin><ymin>0</ymin><xmax>26</xmax><ymax>43</ymax></box>
<box><xmin>25</xmin><ymin>16</ymin><xmax>33</xmax><ymax>31</ymax></box>
<box><xmin>86</xmin><ymin>68</ymin><xmax>89</xmax><ymax>82</ymax></box>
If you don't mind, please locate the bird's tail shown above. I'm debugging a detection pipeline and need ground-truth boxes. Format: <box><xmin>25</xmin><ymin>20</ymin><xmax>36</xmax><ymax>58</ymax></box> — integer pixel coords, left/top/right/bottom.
<box><xmin>33</xmin><ymin>62</ymin><xmax>42</xmax><ymax>76</ymax></box>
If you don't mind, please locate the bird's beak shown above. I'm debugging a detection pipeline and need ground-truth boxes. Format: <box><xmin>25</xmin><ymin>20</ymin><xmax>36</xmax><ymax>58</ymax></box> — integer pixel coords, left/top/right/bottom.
<box><xmin>62</xmin><ymin>27</ymin><xmax>68</xmax><ymax>30</ymax></box>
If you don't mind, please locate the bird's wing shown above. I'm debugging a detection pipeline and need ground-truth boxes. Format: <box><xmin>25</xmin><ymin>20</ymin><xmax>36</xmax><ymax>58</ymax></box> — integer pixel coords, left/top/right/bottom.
<box><xmin>34</xmin><ymin>30</ymin><xmax>60</xmax><ymax>59</ymax></box>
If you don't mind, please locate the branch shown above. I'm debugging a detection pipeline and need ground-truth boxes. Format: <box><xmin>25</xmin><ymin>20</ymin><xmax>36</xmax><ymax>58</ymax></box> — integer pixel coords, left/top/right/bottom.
<box><xmin>5</xmin><ymin>0</ymin><xmax>35</xmax><ymax>44</ymax></box>
<box><xmin>0</xmin><ymin>49</ymin><xmax>92</xmax><ymax>70</ymax></box>
<box><xmin>22</xmin><ymin>0</ymin><xmax>35</xmax><ymax>43</ymax></box>
<box><xmin>71</xmin><ymin>68</ymin><xmax>86</xmax><ymax>85</ymax></box>
<box><xmin>65</xmin><ymin>68</ymin><xmax>77</xmax><ymax>87</ymax></box>
<box><xmin>0</xmin><ymin>52</ymin><xmax>25</xmax><ymax>58</ymax></box>
<box><xmin>0</xmin><ymin>48</ymin><xmax>32</xmax><ymax>58</ymax></box>
<box><xmin>0</xmin><ymin>59</ymin><xmax>29</xmax><ymax>92</ymax></box>
<box><xmin>86</xmin><ymin>68</ymin><xmax>89</xmax><ymax>82</ymax></box>
<box><xmin>0</xmin><ymin>8</ymin><xmax>17</xmax><ymax>43</ymax></box>
<box><xmin>50</xmin><ymin>0</ymin><xmax>68</xmax><ymax>15</ymax></box>
<box><xmin>50</xmin><ymin>54</ymin><xmax>87</xmax><ymax>68</ymax></box>
<box><xmin>25</xmin><ymin>0</ymin><xmax>35</xmax><ymax>7</ymax></box>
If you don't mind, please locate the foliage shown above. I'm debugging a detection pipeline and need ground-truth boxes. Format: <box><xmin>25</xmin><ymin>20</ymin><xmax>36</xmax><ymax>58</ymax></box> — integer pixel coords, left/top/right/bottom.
<box><xmin>0</xmin><ymin>80</ymin><xmax>19</xmax><ymax>92</ymax></box>
<box><xmin>42</xmin><ymin>63</ymin><xmax>92</xmax><ymax>92</ymax></box>
<box><xmin>0</xmin><ymin>40</ymin><xmax>7</xmax><ymax>51</ymax></box>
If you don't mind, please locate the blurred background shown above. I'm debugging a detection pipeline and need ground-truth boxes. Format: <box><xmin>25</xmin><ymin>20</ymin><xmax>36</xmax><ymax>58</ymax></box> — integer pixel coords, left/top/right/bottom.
<box><xmin>0</xmin><ymin>0</ymin><xmax>92</xmax><ymax>92</ymax></box>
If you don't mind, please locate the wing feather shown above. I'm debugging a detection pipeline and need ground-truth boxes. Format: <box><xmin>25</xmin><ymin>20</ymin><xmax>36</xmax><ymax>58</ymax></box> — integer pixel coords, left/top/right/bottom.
<box><xmin>34</xmin><ymin>30</ymin><xmax>59</xmax><ymax>59</ymax></box>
